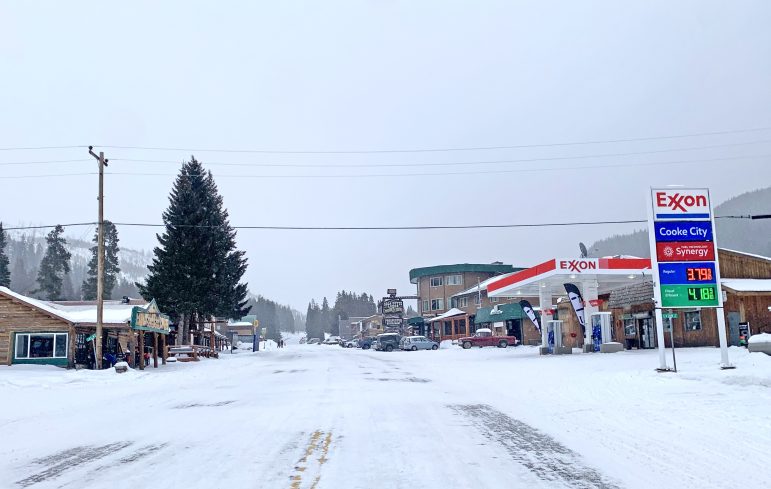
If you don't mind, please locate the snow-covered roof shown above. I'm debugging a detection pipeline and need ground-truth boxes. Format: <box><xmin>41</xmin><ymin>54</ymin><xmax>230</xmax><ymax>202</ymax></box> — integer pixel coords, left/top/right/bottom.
<box><xmin>228</xmin><ymin>321</ymin><xmax>254</xmax><ymax>327</ymax></box>
<box><xmin>0</xmin><ymin>286</ymin><xmax>140</xmax><ymax>326</ymax></box>
<box><xmin>720</xmin><ymin>248</ymin><xmax>771</xmax><ymax>262</ymax></box>
<box><xmin>721</xmin><ymin>279</ymin><xmax>771</xmax><ymax>293</ymax></box>
<box><xmin>426</xmin><ymin>308</ymin><xmax>467</xmax><ymax>322</ymax></box>
<box><xmin>451</xmin><ymin>272</ymin><xmax>518</xmax><ymax>298</ymax></box>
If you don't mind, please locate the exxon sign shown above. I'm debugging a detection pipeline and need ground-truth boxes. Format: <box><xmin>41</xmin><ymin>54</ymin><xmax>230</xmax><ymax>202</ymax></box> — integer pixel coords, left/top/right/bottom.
<box><xmin>651</xmin><ymin>188</ymin><xmax>711</xmax><ymax>220</ymax></box>
<box><xmin>558</xmin><ymin>259</ymin><xmax>598</xmax><ymax>273</ymax></box>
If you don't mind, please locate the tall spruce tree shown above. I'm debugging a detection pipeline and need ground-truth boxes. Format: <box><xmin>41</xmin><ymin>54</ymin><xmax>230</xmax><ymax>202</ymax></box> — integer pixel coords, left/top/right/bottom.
<box><xmin>82</xmin><ymin>221</ymin><xmax>121</xmax><ymax>300</ymax></box>
<box><xmin>321</xmin><ymin>297</ymin><xmax>332</xmax><ymax>334</ymax></box>
<box><xmin>34</xmin><ymin>225</ymin><xmax>71</xmax><ymax>300</ymax></box>
<box><xmin>137</xmin><ymin>157</ymin><xmax>250</xmax><ymax>344</ymax></box>
<box><xmin>0</xmin><ymin>222</ymin><xmax>10</xmax><ymax>288</ymax></box>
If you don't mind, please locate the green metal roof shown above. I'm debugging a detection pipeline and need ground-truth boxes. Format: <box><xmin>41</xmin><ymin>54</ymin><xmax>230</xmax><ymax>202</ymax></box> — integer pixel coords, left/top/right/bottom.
<box><xmin>407</xmin><ymin>316</ymin><xmax>425</xmax><ymax>326</ymax></box>
<box><xmin>474</xmin><ymin>303</ymin><xmax>526</xmax><ymax>324</ymax></box>
<box><xmin>409</xmin><ymin>263</ymin><xmax>516</xmax><ymax>283</ymax></box>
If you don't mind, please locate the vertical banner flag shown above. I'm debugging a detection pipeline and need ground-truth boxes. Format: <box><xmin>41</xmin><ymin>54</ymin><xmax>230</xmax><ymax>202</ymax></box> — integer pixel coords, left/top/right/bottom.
<box><xmin>519</xmin><ymin>300</ymin><xmax>541</xmax><ymax>333</ymax></box>
<box><xmin>563</xmin><ymin>283</ymin><xmax>586</xmax><ymax>334</ymax></box>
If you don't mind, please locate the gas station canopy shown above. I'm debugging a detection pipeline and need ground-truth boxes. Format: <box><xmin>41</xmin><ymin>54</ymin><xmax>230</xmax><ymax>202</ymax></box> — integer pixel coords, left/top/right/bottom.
<box><xmin>487</xmin><ymin>257</ymin><xmax>652</xmax><ymax>298</ymax></box>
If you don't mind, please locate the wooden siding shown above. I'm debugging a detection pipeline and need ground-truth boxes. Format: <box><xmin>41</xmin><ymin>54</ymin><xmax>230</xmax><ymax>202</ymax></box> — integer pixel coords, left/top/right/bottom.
<box><xmin>0</xmin><ymin>295</ymin><xmax>72</xmax><ymax>366</ymax></box>
<box><xmin>718</xmin><ymin>249</ymin><xmax>771</xmax><ymax>279</ymax></box>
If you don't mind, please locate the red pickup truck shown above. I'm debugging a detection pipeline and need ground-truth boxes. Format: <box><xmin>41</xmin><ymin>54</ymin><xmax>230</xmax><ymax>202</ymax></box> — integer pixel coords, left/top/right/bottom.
<box><xmin>459</xmin><ymin>328</ymin><xmax>518</xmax><ymax>349</ymax></box>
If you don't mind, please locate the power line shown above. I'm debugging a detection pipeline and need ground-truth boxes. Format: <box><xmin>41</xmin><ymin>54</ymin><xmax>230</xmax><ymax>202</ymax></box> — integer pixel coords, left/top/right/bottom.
<box><xmin>107</xmin><ymin>153</ymin><xmax>771</xmax><ymax>179</ymax></box>
<box><xmin>3</xmin><ymin>214</ymin><xmax>764</xmax><ymax>232</ymax></box>
<box><xmin>3</xmin><ymin>222</ymin><xmax>98</xmax><ymax>231</ymax></box>
<box><xmin>108</xmin><ymin>139</ymin><xmax>771</xmax><ymax>169</ymax></box>
<box><xmin>4</xmin><ymin>152</ymin><xmax>768</xmax><ymax>180</ymax></box>
<box><xmin>92</xmin><ymin>126</ymin><xmax>771</xmax><ymax>154</ymax></box>
<box><xmin>0</xmin><ymin>145</ymin><xmax>87</xmax><ymax>151</ymax></box>
<box><xmin>0</xmin><ymin>172</ymin><xmax>96</xmax><ymax>179</ymax></box>
<box><xmin>0</xmin><ymin>159</ymin><xmax>90</xmax><ymax>167</ymax></box>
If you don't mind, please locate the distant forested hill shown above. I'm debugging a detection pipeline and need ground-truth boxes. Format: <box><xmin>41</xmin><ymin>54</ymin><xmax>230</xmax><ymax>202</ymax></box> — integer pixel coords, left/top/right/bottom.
<box><xmin>588</xmin><ymin>186</ymin><xmax>771</xmax><ymax>258</ymax></box>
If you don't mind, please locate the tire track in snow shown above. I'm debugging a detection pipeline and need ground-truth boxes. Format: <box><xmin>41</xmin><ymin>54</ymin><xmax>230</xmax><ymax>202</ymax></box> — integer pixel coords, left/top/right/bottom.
<box><xmin>450</xmin><ymin>404</ymin><xmax>621</xmax><ymax>489</ymax></box>
<box><xmin>16</xmin><ymin>442</ymin><xmax>133</xmax><ymax>487</ymax></box>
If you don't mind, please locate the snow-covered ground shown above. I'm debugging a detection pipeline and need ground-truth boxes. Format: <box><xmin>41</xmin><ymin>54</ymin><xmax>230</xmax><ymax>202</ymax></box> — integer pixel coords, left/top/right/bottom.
<box><xmin>1</xmin><ymin>344</ymin><xmax>770</xmax><ymax>488</ymax></box>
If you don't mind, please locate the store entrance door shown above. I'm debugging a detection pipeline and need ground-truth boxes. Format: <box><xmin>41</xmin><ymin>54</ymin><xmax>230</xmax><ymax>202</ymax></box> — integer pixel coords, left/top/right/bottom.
<box><xmin>638</xmin><ymin>318</ymin><xmax>656</xmax><ymax>349</ymax></box>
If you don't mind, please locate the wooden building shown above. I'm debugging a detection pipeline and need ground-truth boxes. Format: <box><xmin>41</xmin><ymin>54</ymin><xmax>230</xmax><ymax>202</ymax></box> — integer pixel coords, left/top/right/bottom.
<box><xmin>0</xmin><ymin>286</ymin><xmax>147</xmax><ymax>368</ymax></box>
<box><xmin>607</xmin><ymin>249</ymin><xmax>771</xmax><ymax>348</ymax></box>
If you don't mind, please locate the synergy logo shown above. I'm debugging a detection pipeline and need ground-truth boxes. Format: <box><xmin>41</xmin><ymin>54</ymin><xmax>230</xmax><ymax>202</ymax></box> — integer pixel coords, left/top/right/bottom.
<box><xmin>651</xmin><ymin>188</ymin><xmax>710</xmax><ymax>219</ymax></box>
<box><xmin>558</xmin><ymin>259</ymin><xmax>598</xmax><ymax>272</ymax></box>
<box><xmin>656</xmin><ymin>242</ymin><xmax>715</xmax><ymax>262</ymax></box>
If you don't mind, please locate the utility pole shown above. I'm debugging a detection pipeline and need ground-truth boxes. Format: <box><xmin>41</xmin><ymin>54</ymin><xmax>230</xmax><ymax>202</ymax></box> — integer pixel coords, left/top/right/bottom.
<box><xmin>88</xmin><ymin>146</ymin><xmax>108</xmax><ymax>370</ymax></box>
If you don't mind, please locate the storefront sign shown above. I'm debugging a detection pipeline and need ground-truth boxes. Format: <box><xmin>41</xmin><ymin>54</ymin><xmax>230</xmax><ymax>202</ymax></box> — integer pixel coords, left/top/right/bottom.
<box><xmin>131</xmin><ymin>299</ymin><xmax>170</xmax><ymax>334</ymax></box>
<box><xmin>384</xmin><ymin>317</ymin><xmax>403</xmax><ymax>327</ymax></box>
<box><xmin>649</xmin><ymin>187</ymin><xmax>721</xmax><ymax>310</ymax></box>
<box><xmin>653</xmin><ymin>221</ymin><xmax>713</xmax><ymax>242</ymax></box>
<box><xmin>662</xmin><ymin>312</ymin><xmax>678</xmax><ymax>319</ymax></box>
<box><xmin>86</xmin><ymin>333</ymin><xmax>97</xmax><ymax>341</ymax></box>
<box><xmin>382</xmin><ymin>299</ymin><xmax>404</xmax><ymax>315</ymax></box>
<box><xmin>660</xmin><ymin>284</ymin><xmax>719</xmax><ymax>307</ymax></box>
<box><xmin>651</xmin><ymin>188</ymin><xmax>710</xmax><ymax>219</ymax></box>
<box><xmin>657</xmin><ymin>262</ymin><xmax>717</xmax><ymax>285</ymax></box>
<box><xmin>558</xmin><ymin>259</ymin><xmax>598</xmax><ymax>273</ymax></box>
<box><xmin>656</xmin><ymin>241</ymin><xmax>715</xmax><ymax>262</ymax></box>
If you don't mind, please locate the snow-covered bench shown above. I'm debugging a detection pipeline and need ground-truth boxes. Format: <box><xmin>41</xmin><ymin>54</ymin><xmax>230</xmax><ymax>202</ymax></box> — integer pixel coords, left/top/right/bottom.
<box><xmin>167</xmin><ymin>346</ymin><xmax>199</xmax><ymax>362</ymax></box>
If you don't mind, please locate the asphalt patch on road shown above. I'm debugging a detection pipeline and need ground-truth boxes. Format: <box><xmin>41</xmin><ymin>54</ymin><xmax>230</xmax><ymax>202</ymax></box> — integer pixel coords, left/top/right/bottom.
<box><xmin>449</xmin><ymin>404</ymin><xmax>621</xmax><ymax>489</ymax></box>
<box><xmin>273</xmin><ymin>369</ymin><xmax>308</xmax><ymax>374</ymax></box>
<box><xmin>17</xmin><ymin>442</ymin><xmax>133</xmax><ymax>487</ymax></box>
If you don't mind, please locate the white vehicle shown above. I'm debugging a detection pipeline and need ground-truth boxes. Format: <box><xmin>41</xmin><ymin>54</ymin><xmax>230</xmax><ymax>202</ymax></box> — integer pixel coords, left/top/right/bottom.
<box><xmin>323</xmin><ymin>336</ymin><xmax>341</xmax><ymax>345</ymax></box>
<box><xmin>400</xmin><ymin>336</ymin><xmax>439</xmax><ymax>351</ymax></box>
<box><xmin>341</xmin><ymin>338</ymin><xmax>358</xmax><ymax>348</ymax></box>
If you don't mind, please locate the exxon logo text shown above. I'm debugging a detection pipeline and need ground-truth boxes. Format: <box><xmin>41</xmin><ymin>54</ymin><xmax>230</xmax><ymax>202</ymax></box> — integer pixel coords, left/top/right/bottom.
<box><xmin>654</xmin><ymin>191</ymin><xmax>708</xmax><ymax>212</ymax></box>
<box><xmin>559</xmin><ymin>260</ymin><xmax>598</xmax><ymax>273</ymax></box>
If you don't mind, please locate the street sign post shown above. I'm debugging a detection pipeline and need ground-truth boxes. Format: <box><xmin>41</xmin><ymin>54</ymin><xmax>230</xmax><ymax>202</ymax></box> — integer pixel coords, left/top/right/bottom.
<box><xmin>647</xmin><ymin>187</ymin><xmax>732</xmax><ymax>370</ymax></box>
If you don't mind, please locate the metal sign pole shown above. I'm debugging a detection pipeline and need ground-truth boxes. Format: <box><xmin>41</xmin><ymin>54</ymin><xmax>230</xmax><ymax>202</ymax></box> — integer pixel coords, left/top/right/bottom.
<box><xmin>647</xmin><ymin>189</ymin><xmax>670</xmax><ymax>371</ymax></box>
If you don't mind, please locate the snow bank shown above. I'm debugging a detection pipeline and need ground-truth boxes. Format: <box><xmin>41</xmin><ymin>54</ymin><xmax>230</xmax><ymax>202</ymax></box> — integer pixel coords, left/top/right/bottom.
<box><xmin>748</xmin><ymin>333</ymin><xmax>771</xmax><ymax>345</ymax></box>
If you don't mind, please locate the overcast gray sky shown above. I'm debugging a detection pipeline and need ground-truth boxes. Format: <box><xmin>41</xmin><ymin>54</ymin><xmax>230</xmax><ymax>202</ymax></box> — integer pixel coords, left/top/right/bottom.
<box><xmin>2</xmin><ymin>1</ymin><xmax>770</xmax><ymax>311</ymax></box>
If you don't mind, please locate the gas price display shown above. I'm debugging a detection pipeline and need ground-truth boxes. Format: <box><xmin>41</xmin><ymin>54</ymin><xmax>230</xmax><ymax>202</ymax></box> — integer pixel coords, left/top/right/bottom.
<box><xmin>687</xmin><ymin>286</ymin><xmax>716</xmax><ymax>302</ymax></box>
<box><xmin>686</xmin><ymin>267</ymin><xmax>713</xmax><ymax>282</ymax></box>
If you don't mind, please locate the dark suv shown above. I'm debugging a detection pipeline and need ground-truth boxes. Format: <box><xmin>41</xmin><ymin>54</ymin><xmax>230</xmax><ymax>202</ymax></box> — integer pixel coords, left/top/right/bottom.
<box><xmin>358</xmin><ymin>337</ymin><xmax>376</xmax><ymax>349</ymax></box>
<box><xmin>375</xmin><ymin>333</ymin><xmax>401</xmax><ymax>352</ymax></box>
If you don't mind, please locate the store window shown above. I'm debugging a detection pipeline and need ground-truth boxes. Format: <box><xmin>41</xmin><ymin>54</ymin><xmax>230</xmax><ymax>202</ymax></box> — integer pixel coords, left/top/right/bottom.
<box><xmin>458</xmin><ymin>296</ymin><xmax>468</xmax><ymax>308</ymax></box>
<box><xmin>446</xmin><ymin>274</ymin><xmax>463</xmax><ymax>286</ymax></box>
<box><xmin>431</xmin><ymin>298</ymin><xmax>444</xmax><ymax>311</ymax></box>
<box><xmin>422</xmin><ymin>300</ymin><xmax>429</xmax><ymax>313</ymax></box>
<box><xmin>489</xmin><ymin>296</ymin><xmax>499</xmax><ymax>303</ymax></box>
<box><xmin>15</xmin><ymin>333</ymin><xmax>68</xmax><ymax>359</ymax></box>
<box><xmin>456</xmin><ymin>319</ymin><xmax>467</xmax><ymax>335</ymax></box>
<box><xmin>623</xmin><ymin>319</ymin><xmax>636</xmax><ymax>336</ymax></box>
<box><xmin>443</xmin><ymin>321</ymin><xmax>452</xmax><ymax>336</ymax></box>
<box><xmin>430</xmin><ymin>276</ymin><xmax>443</xmax><ymax>287</ymax></box>
<box><xmin>684</xmin><ymin>311</ymin><xmax>702</xmax><ymax>331</ymax></box>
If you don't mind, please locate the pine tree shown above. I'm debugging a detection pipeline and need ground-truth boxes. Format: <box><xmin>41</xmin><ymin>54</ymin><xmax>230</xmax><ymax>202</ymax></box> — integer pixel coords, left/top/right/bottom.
<box><xmin>137</xmin><ymin>157</ymin><xmax>250</xmax><ymax>343</ymax></box>
<box><xmin>82</xmin><ymin>221</ymin><xmax>121</xmax><ymax>300</ymax></box>
<box><xmin>321</xmin><ymin>297</ymin><xmax>331</xmax><ymax>335</ymax></box>
<box><xmin>34</xmin><ymin>225</ymin><xmax>72</xmax><ymax>300</ymax></box>
<box><xmin>0</xmin><ymin>222</ymin><xmax>10</xmax><ymax>288</ymax></box>
<box><xmin>305</xmin><ymin>300</ymin><xmax>324</xmax><ymax>341</ymax></box>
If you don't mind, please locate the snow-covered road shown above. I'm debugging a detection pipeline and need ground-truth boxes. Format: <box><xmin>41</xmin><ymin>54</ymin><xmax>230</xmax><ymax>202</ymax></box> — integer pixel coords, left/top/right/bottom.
<box><xmin>2</xmin><ymin>343</ymin><xmax>770</xmax><ymax>489</ymax></box>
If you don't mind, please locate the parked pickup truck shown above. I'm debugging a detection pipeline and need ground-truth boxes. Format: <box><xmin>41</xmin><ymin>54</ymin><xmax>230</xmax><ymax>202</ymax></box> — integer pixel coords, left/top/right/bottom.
<box><xmin>459</xmin><ymin>328</ymin><xmax>518</xmax><ymax>349</ymax></box>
